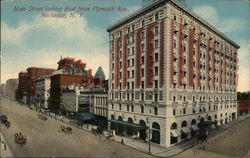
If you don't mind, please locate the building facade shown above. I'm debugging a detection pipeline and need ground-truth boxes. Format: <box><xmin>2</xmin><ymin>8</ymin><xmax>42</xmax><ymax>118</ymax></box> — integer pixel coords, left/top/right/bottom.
<box><xmin>61</xmin><ymin>86</ymin><xmax>108</xmax><ymax>127</ymax></box>
<box><xmin>49</xmin><ymin>57</ymin><xmax>94</xmax><ymax>113</ymax></box>
<box><xmin>35</xmin><ymin>76</ymin><xmax>51</xmax><ymax>109</ymax></box>
<box><xmin>4</xmin><ymin>78</ymin><xmax>19</xmax><ymax>100</ymax></box>
<box><xmin>107</xmin><ymin>0</ymin><xmax>239</xmax><ymax>147</ymax></box>
<box><xmin>26</xmin><ymin>67</ymin><xmax>55</xmax><ymax>104</ymax></box>
<box><xmin>17</xmin><ymin>71</ymin><xmax>29</xmax><ymax>103</ymax></box>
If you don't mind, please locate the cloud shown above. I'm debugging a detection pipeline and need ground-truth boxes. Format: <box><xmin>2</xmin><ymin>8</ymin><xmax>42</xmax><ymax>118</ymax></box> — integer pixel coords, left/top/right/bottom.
<box><xmin>192</xmin><ymin>5</ymin><xmax>245</xmax><ymax>33</ymax></box>
<box><xmin>237</xmin><ymin>41</ymin><xmax>250</xmax><ymax>92</ymax></box>
<box><xmin>1</xmin><ymin>14</ymin><xmax>109</xmax><ymax>83</ymax></box>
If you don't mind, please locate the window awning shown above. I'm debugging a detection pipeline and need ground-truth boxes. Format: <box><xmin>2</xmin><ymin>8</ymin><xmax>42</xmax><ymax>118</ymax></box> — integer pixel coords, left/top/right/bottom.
<box><xmin>76</xmin><ymin>112</ymin><xmax>94</xmax><ymax>121</ymax></box>
<box><xmin>170</xmin><ymin>129</ymin><xmax>180</xmax><ymax>137</ymax></box>
<box><xmin>181</xmin><ymin>127</ymin><xmax>190</xmax><ymax>133</ymax></box>
<box><xmin>191</xmin><ymin>125</ymin><xmax>199</xmax><ymax>131</ymax></box>
<box><xmin>108</xmin><ymin>119</ymin><xmax>148</xmax><ymax>129</ymax></box>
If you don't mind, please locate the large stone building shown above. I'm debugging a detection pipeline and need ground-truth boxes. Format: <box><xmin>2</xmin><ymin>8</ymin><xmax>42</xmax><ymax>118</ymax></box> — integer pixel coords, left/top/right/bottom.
<box><xmin>107</xmin><ymin>0</ymin><xmax>239</xmax><ymax>147</ymax></box>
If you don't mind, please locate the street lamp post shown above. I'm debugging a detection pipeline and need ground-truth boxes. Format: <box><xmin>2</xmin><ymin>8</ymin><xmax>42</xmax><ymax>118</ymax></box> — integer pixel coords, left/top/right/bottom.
<box><xmin>148</xmin><ymin>126</ymin><xmax>151</xmax><ymax>154</ymax></box>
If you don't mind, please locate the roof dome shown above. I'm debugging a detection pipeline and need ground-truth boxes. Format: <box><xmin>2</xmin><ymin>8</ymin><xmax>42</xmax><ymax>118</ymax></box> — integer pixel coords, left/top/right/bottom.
<box><xmin>94</xmin><ymin>67</ymin><xmax>105</xmax><ymax>79</ymax></box>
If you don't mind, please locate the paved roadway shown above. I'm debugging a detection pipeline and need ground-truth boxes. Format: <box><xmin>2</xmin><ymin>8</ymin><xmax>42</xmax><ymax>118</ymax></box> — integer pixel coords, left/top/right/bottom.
<box><xmin>0</xmin><ymin>96</ymin><xmax>152</xmax><ymax>157</ymax></box>
<box><xmin>170</xmin><ymin>116</ymin><xmax>250</xmax><ymax>158</ymax></box>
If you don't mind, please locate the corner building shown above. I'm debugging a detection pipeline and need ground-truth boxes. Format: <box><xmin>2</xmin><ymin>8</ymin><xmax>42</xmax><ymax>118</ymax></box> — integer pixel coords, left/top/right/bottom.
<box><xmin>107</xmin><ymin>0</ymin><xmax>239</xmax><ymax>147</ymax></box>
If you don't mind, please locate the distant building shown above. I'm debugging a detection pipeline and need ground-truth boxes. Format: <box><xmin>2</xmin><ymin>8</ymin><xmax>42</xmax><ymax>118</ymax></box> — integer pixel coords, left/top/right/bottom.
<box><xmin>0</xmin><ymin>84</ymin><xmax>6</xmax><ymax>95</ymax></box>
<box><xmin>26</xmin><ymin>67</ymin><xmax>55</xmax><ymax>104</ymax></box>
<box><xmin>59</xmin><ymin>67</ymin><xmax>108</xmax><ymax>127</ymax></box>
<box><xmin>238</xmin><ymin>100</ymin><xmax>250</xmax><ymax>116</ymax></box>
<box><xmin>34</xmin><ymin>76</ymin><xmax>51</xmax><ymax>109</ymax></box>
<box><xmin>17</xmin><ymin>71</ymin><xmax>29</xmax><ymax>103</ymax></box>
<box><xmin>17</xmin><ymin>67</ymin><xmax>55</xmax><ymax>104</ymax></box>
<box><xmin>61</xmin><ymin>85</ymin><xmax>108</xmax><ymax>127</ymax></box>
<box><xmin>49</xmin><ymin>57</ymin><xmax>94</xmax><ymax>113</ymax></box>
<box><xmin>4</xmin><ymin>79</ymin><xmax>18</xmax><ymax>100</ymax></box>
<box><xmin>237</xmin><ymin>91</ymin><xmax>250</xmax><ymax>116</ymax></box>
<box><xmin>94</xmin><ymin>66</ymin><xmax>106</xmax><ymax>85</ymax></box>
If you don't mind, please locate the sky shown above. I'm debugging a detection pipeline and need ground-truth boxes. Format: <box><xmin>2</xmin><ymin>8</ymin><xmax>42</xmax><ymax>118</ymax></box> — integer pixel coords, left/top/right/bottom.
<box><xmin>1</xmin><ymin>0</ymin><xmax>249</xmax><ymax>92</ymax></box>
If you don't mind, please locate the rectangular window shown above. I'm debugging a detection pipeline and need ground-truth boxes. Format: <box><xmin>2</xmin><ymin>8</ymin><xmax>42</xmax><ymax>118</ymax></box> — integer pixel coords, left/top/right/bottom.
<box><xmin>132</xmin><ymin>59</ymin><xmax>134</xmax><ymax>66</ymax></box>
<box><xmin>155</xmin><ymin>26</ymin><xmax>159</xmax><ymax>34</ymax></box>
<box><xmin>155</xmin><ymin>53</ymin><xmax>158</xmax><ymax>62</ymax></box>
<box><xmin>142</xmin><ymin>44</ymin><xmax>145</xmax><ymax>52</ymax></box>
<box><xmin>127</xmin><ymin>71</ymin><xmax>130</xmax><ymax>78</ymax></box>
<box><xmin>141</xmin><ymin>106</ymin><xmax>144</xmax><ymax>113</ymax></box>
<box><xmin>132</xmin><ymin>82</ymin><xmax>134</xmax><ymax>89</ymax></box>
<box><xmin>131</xmin><ymin>105</ymin><xmax>134</xmax><ymax>112</ymax></box>
<box><xmin>142</xmin><ymin>20</ymin><xmax>145</xmax><ymax>27</ymax></box>
<box><xmin>155</xmin><ymin>40</ymin><xmax>159</xmax><ymax>49</ymax></box>
<box><xmin>155</xmin><ymin>13</ymin><xmax>159</xmax><ymax>21</ymax></box>
<box><xmin>127</xmin><ymin>105</ymin><xmax>129</xmax><ymax>111</ymax></box>
<box><xmin>142</xmin><ymin>56</ymin><xmax>145</xmax><ymax>64</ymax></box>
<box><xmin>155</xmin><ymin>67</ymin><xmax>158</xmax><ymax>75</ymax></box>
<box><xmin>154</xmin><ymin>93</ymin><xmax>158</xmax><ymax>101</ymax></box>
<box><xmin>154</xmin><ymin>107</ymin><xmax>158</xmax><ymax>115</ymax></box>
<box><xmin>132</xmin><ymin>47</ymin><xmax>135</xmax><ymax>55</ymax></box>
<box><xmin>141</xmin><ymin>69</ymin><xmax>144</xmax><ymax>77</ymax></box>
<box><xmin>119</xmin><ymin>104</ymin><xmax>121</xmax><ymax>110</ymax></box>
<box><xmin>132</xmin><ymin>24</ymin><xmax>135</xmax><ymax>31</ymax></box>
<box><xmin>155</xmin><ymin>80</ymin><xmax>158</xmax><ymax>88</ymax></box>
<box><xmin>141</xmin><ymin>93</ymin><xmax>144</xmax><ymax>101</ymax></box>
<box><xmin>132</xmin><ymin>70</ymin><xmax>134</xmax><ymax>78</ymax></box>
<box><xmin>141</xmin><ymin>81</ymin><xmax>144</xmax><ymax>89</ymax></box>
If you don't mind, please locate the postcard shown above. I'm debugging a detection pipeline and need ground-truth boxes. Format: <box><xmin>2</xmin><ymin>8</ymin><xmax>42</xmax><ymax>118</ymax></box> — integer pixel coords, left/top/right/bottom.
<box><xmin>1</xmin><ymin>0</ymin><xmax>249</xmax><ymax>157</ymax></box>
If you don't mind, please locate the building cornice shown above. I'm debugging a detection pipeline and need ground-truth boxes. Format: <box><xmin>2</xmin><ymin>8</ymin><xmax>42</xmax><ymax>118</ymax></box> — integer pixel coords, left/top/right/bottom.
<box><xmin>107</xmin><ymin>0</ymin><xmax>240</xmax><ymax>49</ymax></box>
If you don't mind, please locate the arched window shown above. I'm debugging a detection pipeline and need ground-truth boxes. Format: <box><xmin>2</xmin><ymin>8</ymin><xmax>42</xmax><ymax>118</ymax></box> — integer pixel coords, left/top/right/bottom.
<box><xmin>127</xmin><ymin>117</ymin><xmax>133</xmax><ymax>136</ymax></box>
<box><xmin>152</xmin><ymin>122</ymin><xmax>160</xmax><ymax>144</ymax></box>
<box><xmin>171</xmin><ymin>122</ymin><xmax>177</xmax><ymax>130</ymax></box>
<box><xmin>181</xmin><ymin>121</ymin><xmax>187</xmax><ymax>127</ymax></box>
<box><xmin>191</xmin><ymin>119</ymin><xmax>196</xmax><ymax>125</ymax></box>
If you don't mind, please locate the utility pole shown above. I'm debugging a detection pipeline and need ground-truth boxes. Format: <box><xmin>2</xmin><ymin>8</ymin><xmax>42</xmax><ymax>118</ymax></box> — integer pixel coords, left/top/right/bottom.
<box><xmin>148</xmin><ymin>126</ymin><xmax>151</xmax><ymax>154</ymax></box>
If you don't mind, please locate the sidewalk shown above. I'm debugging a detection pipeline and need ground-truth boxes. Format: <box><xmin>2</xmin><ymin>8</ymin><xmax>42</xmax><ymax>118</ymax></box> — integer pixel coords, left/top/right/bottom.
<box><xmin>107</xmin><ymin>115</ymin><xmax>250</xmax><ymax>157</ymax></box>
<box><xmin>0</xmin><ymin>133</ymin><xmax>14</xmax><ymax>157</ymax></box>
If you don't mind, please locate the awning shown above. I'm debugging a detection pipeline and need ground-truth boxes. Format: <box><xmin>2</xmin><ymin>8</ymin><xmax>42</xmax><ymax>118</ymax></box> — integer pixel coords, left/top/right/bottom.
<box><xmin>181</xmin><ymin>127</ymin><xmax>190</xmax><ymax>133</ymax></box>
<box><xmin>76</xmin><ymin>112</ymin><xmax>94</xmax><ymax>121</ymax></box>
<box><xmin>108</xmin><ymin>119</ymin><xmax>148</xmax><ymax>129</ymax></box>
<box><xmin>191</xmin><ymin>125</ymin><xmax>199</xmax><ymax>131</ymax></box>
<box><xmin>170</xmin><ymin>129</ymin><xmax>180</xmax><ymax>137</ymax></box>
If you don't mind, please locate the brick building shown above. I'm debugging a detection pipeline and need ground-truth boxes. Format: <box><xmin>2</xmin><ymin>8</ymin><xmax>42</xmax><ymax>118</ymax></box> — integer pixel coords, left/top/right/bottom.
<box><xmin>49</xmin><ymin>57</ymin><xmax>94</xmax><ymax>113</ymax></box>
<box><xmin>26</xmin><ymin>67</ymin><xmax>55</xmax><ymax>104</ymax></box>
<box><xmin>107</xmin><ymin>0</ymin><xmax>239</xmax><ymax>147</ymax></box>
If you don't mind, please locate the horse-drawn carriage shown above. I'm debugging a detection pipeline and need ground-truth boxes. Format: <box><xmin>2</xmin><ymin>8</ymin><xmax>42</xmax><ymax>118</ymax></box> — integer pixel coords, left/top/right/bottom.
<box><xmin>38</xmin><ymin>113</ymin><xmax>47</xmax><ymax>121</ymax></box>
<box><xmin>14</xmin><ymin>133</ymin><xmax>27</xmax><ymax>146</ymax></box>
<box><xmin>1</xmin><ymin>115</ymin><xmax>11</xmax><ymax>128</ymax></box>
<box><xmin>60</xmin><ymin>126</ymin><xmax>72</xmax><ymax>134</ymax></box>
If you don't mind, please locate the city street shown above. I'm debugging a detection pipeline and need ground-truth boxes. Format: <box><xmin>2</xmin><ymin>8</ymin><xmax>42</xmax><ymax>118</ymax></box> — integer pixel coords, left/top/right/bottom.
<box><xmin>170</xmin><ymin>115</ymin><xmax>250</xmax><ymax>158</ymax></box>
<box><xmin>0</xmin><ymin>96</ymin><xmax>152</xmax><ymax>157</ymax></box>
